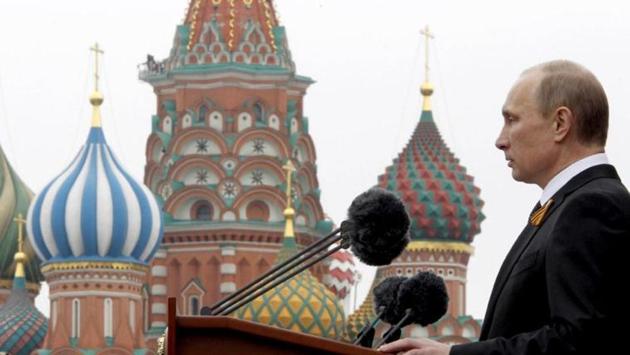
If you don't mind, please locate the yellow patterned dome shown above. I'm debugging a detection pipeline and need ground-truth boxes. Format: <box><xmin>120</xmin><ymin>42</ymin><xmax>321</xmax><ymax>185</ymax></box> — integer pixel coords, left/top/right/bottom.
<box><xmin>345</xmin><ymin>268</ymin><xmax>383</xmax><ymax>340</ymax></box>
<box><xmin>235</xmin><ymin>237</ymin><xmax>345</xmax><ymax>339</ymax></box>
<box><xmin>235</xmin><ymin>162</ymin><xmax>345</xmax><ymax>338</ymax></box>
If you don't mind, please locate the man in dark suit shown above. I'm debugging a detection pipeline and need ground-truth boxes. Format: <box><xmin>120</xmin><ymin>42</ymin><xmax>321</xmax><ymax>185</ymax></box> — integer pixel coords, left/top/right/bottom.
<box><xmin>379</xmin><ymin>60</ymin><xmax>630</xmax><ymax>354</ymax></box>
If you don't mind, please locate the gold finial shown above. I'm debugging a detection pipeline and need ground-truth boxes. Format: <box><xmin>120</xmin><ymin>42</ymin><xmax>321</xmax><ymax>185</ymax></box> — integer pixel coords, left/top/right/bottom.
<box><xmin>419</xmin><ymin>25</ymin><xmax>435</xmax><ymax>111</ymax></box>
<box><xmin>13</xmin><ymin>213</ymin><xmax>27</xmax><ymax>278</ymax></box>
<box><xmin>282</xmin><ymin>160</ymin><xmax>296</xmax><ymax>238</ymax></box>
<box><xmin>89</xmin><ymin>42</ymin><xmax>105</xmax><ymax>127</ymax></box>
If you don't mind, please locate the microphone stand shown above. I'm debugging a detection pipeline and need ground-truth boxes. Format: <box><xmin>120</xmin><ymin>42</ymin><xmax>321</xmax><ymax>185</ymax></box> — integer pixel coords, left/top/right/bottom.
<box><xmin>208</xmin><ymin>226</ymin><xmax>342</xmax><ymax>315</ymax></box>
<box><xmin>353</xmin><ymin>307</ymin><xmax>385</xmax><ymax>348</ymax></box>
<box><xmin>374</xmin><ymin>309</ymin><xmax>413</xmax><ymax>348</ymax></box>
<box><xmin>217</xmin><ymin>242</ymin><xmax>348</xmax><ymax>315</ymax></box>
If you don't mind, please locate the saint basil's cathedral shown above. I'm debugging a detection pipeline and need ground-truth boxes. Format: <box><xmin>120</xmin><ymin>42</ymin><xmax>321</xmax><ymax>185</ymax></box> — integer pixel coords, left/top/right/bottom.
<box><xmin>0</xmin><ymin>0</ymin><xmax>484</xmax><ymax>353</ymax></box>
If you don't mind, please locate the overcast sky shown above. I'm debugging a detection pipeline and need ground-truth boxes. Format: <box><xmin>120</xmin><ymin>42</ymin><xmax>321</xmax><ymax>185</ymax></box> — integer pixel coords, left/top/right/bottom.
<box><xmin>2</xmin><ymin>0</ymin><xmax>630</xmax><ymax>320</ymax></box>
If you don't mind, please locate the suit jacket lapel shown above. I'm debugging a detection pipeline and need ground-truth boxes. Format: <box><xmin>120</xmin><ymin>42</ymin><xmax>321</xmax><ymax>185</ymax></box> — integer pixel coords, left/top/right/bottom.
<box><xmin>480</xmin><ymin>221</ymin><xmax>539</xmax><ymax>338</ymax></box>
<box><xmin>480</xmin><ymin>164</ymin><xmax>620</xmax><ymax>339</ymax></box>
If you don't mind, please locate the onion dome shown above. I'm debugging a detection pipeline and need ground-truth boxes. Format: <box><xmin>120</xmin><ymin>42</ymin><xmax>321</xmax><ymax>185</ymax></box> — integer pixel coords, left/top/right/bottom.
<box><xmin>0</xmin><ymin>145</ymin><xmax>43</xmax><ymax>294</ymax></box>
<box><xmin>235</xmin><ymin>162</ymin><xmax>345</xmax><ymax>338</ymax></box>
<box><xmin>345</xmin><ymin>269</ymin><xmax>383</xmax><ymax>340</ymax></box>
<box><xmin>0</xmin><ymin>215</ymin><xmax>47</xmax><ymax>354</ymax></box>
<box><xmin>26</xmin><ymin>50</ymin><xmax>163</xmax><ymax>265</ymax></box>
<box><xmin>322</xmin><ymin>249</ymin><xmax>357</xmax><ymax>300</ymax></box>
<box><xmin>377</xmin><ymin>73</ymin><xmax>484</xmax><ymax>244</ymax></box>
<box><xmin>349</xmin><ymin>28</ymin><xmax>484</xmax><ymax>341</ymax></box>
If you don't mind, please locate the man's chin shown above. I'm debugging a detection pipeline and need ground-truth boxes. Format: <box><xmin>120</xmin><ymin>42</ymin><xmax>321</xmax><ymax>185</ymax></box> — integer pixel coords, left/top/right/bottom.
<box><xmin>511</xmin><ymin>171</ymin><xmax>537</xmax><ymax>185</ymax></box>
<box><xmin>511</xmin><ymin>170</ymin><xmax>524</xmax><ymax>182</ymax></box>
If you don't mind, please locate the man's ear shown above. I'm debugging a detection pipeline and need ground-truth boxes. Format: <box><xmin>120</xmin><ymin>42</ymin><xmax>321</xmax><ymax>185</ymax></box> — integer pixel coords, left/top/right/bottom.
<box><xmin>552</xmin><ymin>106</ymin><xmax>573</xmax><ymax>143</ymax></box>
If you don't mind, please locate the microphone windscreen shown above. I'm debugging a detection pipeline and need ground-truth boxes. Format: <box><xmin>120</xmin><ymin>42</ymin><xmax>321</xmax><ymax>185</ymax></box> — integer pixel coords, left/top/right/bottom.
<box><xmin>344</xmin><ymin>188</ymin><xmax>410</xmax><ymax>266</ymax></box>
<box><xmin>397</xmin><ymin>272</ymin><xmax>449</xmax><ymax>327</ymax></box>
<box><xmin>373</xmin><ymin>276</ymin><xmax>407</xmax><ymax>324</ymax></box>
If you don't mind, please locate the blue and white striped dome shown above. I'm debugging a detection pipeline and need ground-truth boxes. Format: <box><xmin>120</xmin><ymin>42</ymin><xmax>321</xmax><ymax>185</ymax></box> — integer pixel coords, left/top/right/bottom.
<box><xmin>26</xmin><ymin>127</ymin><xmax>163</xmax><ymax>264</ymax></box>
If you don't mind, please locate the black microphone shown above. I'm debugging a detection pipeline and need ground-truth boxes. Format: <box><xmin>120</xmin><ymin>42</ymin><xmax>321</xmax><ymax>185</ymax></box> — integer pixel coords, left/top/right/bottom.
<box><xmin>210</xmin><ymin>188</ymin><xmax>411</xmax><ymax>316</ymax></box>
<box><xmin>345</xmin><ymin>188</ymin><xmax>411</xmax><ymax>266</ymax></box>
<box><xmin>374</xmin><ymin>272</ymin><xmax>449</xmax><ymax>348</ymax></box>
<box><xmin>373</xmin><ymin>276</ymin><xmax>408</xmax><ymax>324</ymax></box>
<box><xmin>353</xmin><ymin>276</ymin><xmax>407</xmax><ymax>347</ymax></box>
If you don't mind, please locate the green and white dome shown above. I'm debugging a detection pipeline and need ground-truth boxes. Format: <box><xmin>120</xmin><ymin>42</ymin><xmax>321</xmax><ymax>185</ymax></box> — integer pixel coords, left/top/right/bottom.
<box><xmin>0</xmin><ymin>145</ymin><xmax>42</xmax><ymax>296</ymax></box>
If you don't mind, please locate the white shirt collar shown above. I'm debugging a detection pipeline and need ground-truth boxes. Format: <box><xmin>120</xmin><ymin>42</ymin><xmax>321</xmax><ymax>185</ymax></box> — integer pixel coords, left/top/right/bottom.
<box><xmin>540</xmin><ymin>153</ymin><xmax>609</xmax><ymax>205</ymax></box>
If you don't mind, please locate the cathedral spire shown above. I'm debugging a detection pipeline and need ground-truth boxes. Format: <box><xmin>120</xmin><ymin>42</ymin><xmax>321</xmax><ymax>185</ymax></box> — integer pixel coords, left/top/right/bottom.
<box><xmin>12</xmin><ymin>214</ymin><xmax>27</xmax><ymax>289</ymax></box>
<box><xmin>89</xmin><ymin>42</ymin><xmax>104</xmax><ymax>128</ymax></box>
<box><xmin>420</xmin><ymin>25</ymin><xmax>435</xmax><ymax>112</ymax></box>
<box><xmin>282</xmin><ymin>160</ymin><xmax>296</xmax><ymax>239</ymax></box>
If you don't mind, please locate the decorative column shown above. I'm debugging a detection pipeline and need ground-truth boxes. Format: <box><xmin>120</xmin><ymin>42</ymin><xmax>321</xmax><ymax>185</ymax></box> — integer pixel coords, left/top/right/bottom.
<box><xmin>146</xmin><ymin>247</ymin><xmax>169</xmax><ymax>348</ymax></box>
<box><xmin>219</xmin><ymin>244</ymin><xmax>237</xmax><ymax>299</ymax></box>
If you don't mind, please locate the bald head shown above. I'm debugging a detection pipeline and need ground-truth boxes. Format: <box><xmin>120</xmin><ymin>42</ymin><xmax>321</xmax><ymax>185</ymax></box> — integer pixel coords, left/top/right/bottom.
<box><xmin>522</xmin><ymin>60</ymin><xmax>608</xmax><ymax>146</ymax></box>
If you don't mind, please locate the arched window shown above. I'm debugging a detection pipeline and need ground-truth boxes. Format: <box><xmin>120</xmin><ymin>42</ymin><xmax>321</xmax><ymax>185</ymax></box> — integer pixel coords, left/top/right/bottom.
<box><xmin>51</xmin><ymin>300</ymin><xmax>58</xmax><ymax>330</ymax></box>
<box><xmin>199</xmin><ymin>105</ymin><xmax>208</xmax><ymax>123</ymax></box>
<box><xmin>182</xmin><ymin>114</ymin><xmax>193</xmax><ymax>129</ymax></box>
<box><xmin>192</xmin><ymin>201</ymin><xmax>213</xmax><ymax>221</ymax></box>
<box><xmin>104</xmin><ymin>298</ymin><xmax>113</xmax><ymax>338</ymax></box>
<box><xmin>72</xmin><ymin>298</ymin><xmax>81</xmax><ymax>338</ymax></box>
<box><xmin>129</xmin><ymin>300</ymin><xmax>136</xmax><ymax>334</ymax></box>
<box><xmin>256</xmin><ymin>258</ymin><xmax>270</xmax><ymax>276</ymax></box>
<box><xmin>254</xmin><ymin>102</ymin><xmax>265</xmax><ymax>123</ymax></box>
<box><xmin>268</xmin><ymin>114</ymin><xmax>280</xmax><ymax>130</ymax></box>
<box><xmin>189</xmin><ymin>296</ymin><xmax>200</xmax><ymax>315</ymax></box>
<box><xmin>246</xmin><ymin>200</ymin><xmax>270</xmax><ymax>221</ymax></box>
<box><xmin>463</xmin><ymin>324</ymin><xmax>476</xmax><ymax>338</ymax></box>
<box><xmin>163</xmin><ymin>116</ymin><xmax>173</xmax><ymax>134</ymax></box>
<box><xmin>411</xmin><ymin>325</ymin><xmax>429</xmax><ymax>338</ymax></box>
<box><xmin>238</xmin><ymin>112</ymin><xmax>253</xmax><ymax>132</ymax></box>
<box><xmin>142</xmin><ymin>289</ymin><xmax>150</xmax><ymax>333</ymax></box>
<box><xmin>441</xmin><ymin>325</ymin><xmax>455</xmax><ymax>336</ymax></box>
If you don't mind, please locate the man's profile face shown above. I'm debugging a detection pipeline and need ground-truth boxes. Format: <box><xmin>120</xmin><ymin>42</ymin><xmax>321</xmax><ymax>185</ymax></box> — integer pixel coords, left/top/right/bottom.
<box><xmin>495</xmin><ymin>72</ymin><xmax>557</xmax><ymax>187</ymax></box>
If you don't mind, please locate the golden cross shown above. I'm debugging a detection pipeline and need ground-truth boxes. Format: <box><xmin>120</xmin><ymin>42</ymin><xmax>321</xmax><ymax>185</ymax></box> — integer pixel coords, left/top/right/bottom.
<box><xmin>13</xmin><ymin>213</ymin><xmax>26</xmax><ymax>253</ymax></box>
<box><xmin>90</xmin><ymin>42</ymin><xmax>105</xmax><ymax>92</ymax></box>
<box><xmin>282</xmin><ymin>160</ymin><xmax>296</xmax><ymax>207</ymax></box>
<box><xmin>420</xmin><ymin>25</ymin><xmax>435</xmax><ymax>82</ymax></box>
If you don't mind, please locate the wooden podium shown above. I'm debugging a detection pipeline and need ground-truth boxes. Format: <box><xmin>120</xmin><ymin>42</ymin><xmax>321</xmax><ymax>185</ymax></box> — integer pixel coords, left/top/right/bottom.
<box><xmin>166</xmin><ymin>297</ymin><xmax>381</xmax><ymax>354</ymax></box>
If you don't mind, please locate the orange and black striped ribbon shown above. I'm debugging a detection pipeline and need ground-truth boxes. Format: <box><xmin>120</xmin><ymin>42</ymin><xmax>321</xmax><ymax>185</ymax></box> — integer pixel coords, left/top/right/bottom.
<box><xmin>530</xmin><ymin>199</ymin><xmax>554</xmax><ymax>226</ymax></box>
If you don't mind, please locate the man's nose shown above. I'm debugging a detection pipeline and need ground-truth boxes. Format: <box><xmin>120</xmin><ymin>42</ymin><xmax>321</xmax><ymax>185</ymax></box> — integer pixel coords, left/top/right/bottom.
<box><xmin>495</xmin><ymin>128</ymin><xmax>508</xmax><ymax>150</ymax></box>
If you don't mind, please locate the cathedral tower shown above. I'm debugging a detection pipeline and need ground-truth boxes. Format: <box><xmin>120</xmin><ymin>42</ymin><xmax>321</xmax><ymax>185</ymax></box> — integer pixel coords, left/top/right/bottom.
<box><xmin>347</xmin><ymin>27</ymin><xmax>485</xmax><ymax>345</ymax></box>
<box><xmin>0</xmin><ymin>214</ymin><xmax>47</xmax><ymax>354</ymax></box>
<box><xmin>27</xmin><ymin>44</ymin><xmax>164</xmax><ymax>353</ymax></box>
<box><xmin>139</xmin><ymin>0</ymin><xmax>334</xmax><ymax>343</ymax></box>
